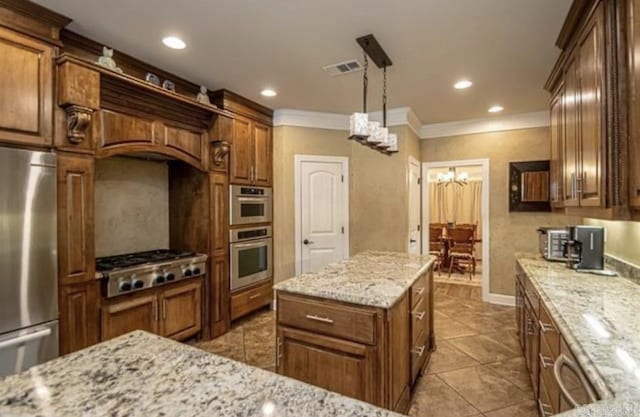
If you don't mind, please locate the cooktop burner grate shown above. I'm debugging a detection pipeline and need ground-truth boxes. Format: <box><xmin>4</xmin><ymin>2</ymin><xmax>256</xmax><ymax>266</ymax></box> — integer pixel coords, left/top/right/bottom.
<box><xmin>96</xmin><ymin>249</ymin><xmax>197</xmax><ymax>271</ymax></box>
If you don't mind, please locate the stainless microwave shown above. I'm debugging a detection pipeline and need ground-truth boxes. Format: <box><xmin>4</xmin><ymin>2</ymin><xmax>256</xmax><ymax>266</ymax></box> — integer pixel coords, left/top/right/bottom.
<box><xmin>230</xmin><ymin>185</ymin><xmax>272</xmax><ymax>225</ymax></box>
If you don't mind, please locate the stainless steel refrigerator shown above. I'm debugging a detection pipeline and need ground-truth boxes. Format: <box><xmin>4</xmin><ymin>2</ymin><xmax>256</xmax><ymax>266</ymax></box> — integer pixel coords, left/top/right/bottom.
<box><xmin>0</xmin><ymin>147</ymin><xmax>58</xmax><ymax>376</ymax></box>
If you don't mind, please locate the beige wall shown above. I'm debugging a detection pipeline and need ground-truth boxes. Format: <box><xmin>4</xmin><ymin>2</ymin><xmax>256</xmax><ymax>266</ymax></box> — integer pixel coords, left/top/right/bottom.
<box><xmin>273</xmin><ymin>125</ymin><xmax>421</xmax><ymax>283</ymax></box>
<box><xmin>422</xmin><ymin>127</ymin><xmax>580</xmax><ymax>296</ymax></box>
<box><xmin>95</xmin><ymin>157</ymin><xmax>169</xmax><ymax>257</ymax></box>
<box><xmin>584</xmin><ymin>219</ymin><xmax>640</xmax><ymax>266</ymax></box>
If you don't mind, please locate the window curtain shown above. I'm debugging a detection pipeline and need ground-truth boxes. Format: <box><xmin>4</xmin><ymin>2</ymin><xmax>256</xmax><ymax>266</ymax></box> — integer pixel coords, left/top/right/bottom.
<box><xmin>429</xmin><ymin>180</ymin><xmax>483</xmax><ymax>240</ymax></box>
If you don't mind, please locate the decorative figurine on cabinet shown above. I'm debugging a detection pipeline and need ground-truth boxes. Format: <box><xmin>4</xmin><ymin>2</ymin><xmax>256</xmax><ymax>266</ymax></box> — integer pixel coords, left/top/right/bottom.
<box><xmin>145</xmin><ymin>72</ymin><xmax>161</xmax><ymax>86</ymax></box>
<box><xmin>196</xmin><ymin>86</ymin><xmax>211</xmax><ymax>104</ymax></box>
<box><xmin>97</xmin><ymin>47</ymin><xmax>123</xmax><ymax>73</ymax></box>
<box><xmin>162</xmin><ymin>80</ymin><xmax>176</xmax><ymax>92</ymax></box>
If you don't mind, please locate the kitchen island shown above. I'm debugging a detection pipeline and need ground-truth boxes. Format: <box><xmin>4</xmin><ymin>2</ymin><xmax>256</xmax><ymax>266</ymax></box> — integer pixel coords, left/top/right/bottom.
<box><xmin>0</xmin><ymin>330</ymin><xmax>404</xmax><ymax>417</ymax></box>
<box><xmin>273</xmin><ymin>251</ymin><xmax>436</xmax><ymax>413</ymax></box>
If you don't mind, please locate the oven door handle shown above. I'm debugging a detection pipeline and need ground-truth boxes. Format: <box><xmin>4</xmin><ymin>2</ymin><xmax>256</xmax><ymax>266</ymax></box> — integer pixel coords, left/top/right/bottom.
<box><xmin>236</xmin><ymin>197</ymin><xmax>269</xmax><ymax>203</ymax></box>
<box><xmin>232</xmin><ymin>240</ymin><xmax>270</xmax><ymax>250</ymax></box>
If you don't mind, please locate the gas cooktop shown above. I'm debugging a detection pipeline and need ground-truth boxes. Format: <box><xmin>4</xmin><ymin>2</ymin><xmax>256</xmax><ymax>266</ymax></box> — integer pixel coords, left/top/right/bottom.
<box><xmin>96</xmin><ymin>249</ymin><xmax>197</xmax><ymax>272</ymax></box>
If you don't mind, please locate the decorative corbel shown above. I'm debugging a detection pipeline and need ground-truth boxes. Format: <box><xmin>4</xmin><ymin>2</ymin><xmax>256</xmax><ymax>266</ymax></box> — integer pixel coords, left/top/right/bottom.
<box><xmin>211</xmin><ymin>140</ymin><xmax>230</xmax><ymax>166</ymax></box>
<box><xmin>64</xmin><ymin>105</ymin><xmax>94</xmax><ymax>144</ymax></box>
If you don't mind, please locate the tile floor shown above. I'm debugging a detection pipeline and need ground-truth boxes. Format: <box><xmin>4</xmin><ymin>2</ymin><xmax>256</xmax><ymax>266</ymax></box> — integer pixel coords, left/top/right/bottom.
<box><xmin>193</xmin><ymin>283</ymin><xmax>535</xmax><ymax>417</ymax></box>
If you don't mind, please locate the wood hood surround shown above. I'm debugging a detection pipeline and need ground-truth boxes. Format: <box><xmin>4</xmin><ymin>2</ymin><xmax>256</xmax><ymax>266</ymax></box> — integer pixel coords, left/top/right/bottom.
<box><xmin>0</xmin><ymin>0</ymin><xmax>274</xmax><ymax>354</ymax></box>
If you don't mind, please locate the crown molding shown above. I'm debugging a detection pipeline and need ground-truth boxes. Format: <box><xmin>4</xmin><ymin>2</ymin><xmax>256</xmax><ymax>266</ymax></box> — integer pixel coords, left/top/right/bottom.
<box><xmin>419</xmin><ymin>110</ymin><xmax>550</xmax><ymax>139</ymax></box>
<box><xmin>273</xmin><ymin>108</ymin><xmax>550</xmax><ymax>139</ymax></box>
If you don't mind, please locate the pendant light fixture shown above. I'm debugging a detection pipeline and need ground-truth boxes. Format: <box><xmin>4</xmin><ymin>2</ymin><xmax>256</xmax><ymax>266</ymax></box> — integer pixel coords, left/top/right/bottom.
<box><xmin>349</xmin><ymin>34</ymin><xmax>398</xmax><ymax>154</ymax></box>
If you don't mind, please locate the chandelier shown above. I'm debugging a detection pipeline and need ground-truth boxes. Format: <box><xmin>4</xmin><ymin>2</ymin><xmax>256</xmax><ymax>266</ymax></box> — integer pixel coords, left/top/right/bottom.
<box><xmin>437</xmin><ymin>168</ymin><xmax>469</xmax><ymax>186</ymax></box>
<box><xmin>349</xmin><ymin>35</ymin><xmax>398</xmax><ymax>154</ymax></box>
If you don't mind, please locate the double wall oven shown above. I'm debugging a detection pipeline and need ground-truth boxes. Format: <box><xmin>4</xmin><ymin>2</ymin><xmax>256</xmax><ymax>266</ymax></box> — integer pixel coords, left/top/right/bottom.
<box><xmin>230</xmin><ymin>185</ymin><xmax>272</xmax><ymax>291</ymax></box>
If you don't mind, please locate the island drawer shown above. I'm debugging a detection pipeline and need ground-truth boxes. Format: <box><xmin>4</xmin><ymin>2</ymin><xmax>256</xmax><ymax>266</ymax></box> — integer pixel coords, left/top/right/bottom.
<box><xmin>539</xmin><ymin>303</ymin><xmax>560</xmax><ymax>359</ymax></box>
<box><xmin>411</xmin><ymin>296</ymin><xmax>429</xmax><ymax>345</ymax></box>
<box><xmin>410</xmin><ymin>273</ymin><xmax>428</xmax><ymax>308</ymax></box>
<box><xmin>277</xmin><ymin>293</ymin><xmax>376</xmax><ymax>345</ymax></box>
<box><xmin>410</xmin><ymin>328</ymin><xmax>429</xmax><ymax>382</ymax></box>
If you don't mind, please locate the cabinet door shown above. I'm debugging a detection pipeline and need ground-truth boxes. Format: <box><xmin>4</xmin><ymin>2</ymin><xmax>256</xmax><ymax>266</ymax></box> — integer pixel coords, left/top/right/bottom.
<box><xmin>57</xmin><ymin>153</ymin><xmax>95</xmax><ymax>286</ymax></box>
<box><xmin>629</xmin><ymin>0</ymin><xmax>640</xmax><ymax>207</ymax></box>
<box><xmin>209</xmin><ymin>254</ymin><xmax>230</xmax><ymax>338</ymax></box>
<box><xmin>277</xmin><ymin>327</ymin><xmax>377</xmax><ymax>405</ymax></box>
<box><xmin>101</xmin><ymin>294</ymin><xmax>159</xmax><ymax>341</ymax></box>
<box><xmin>577</xmin><ymin>3</ymin><xmax>605</xmax><ymax>207</ymax></box>
<box><xmin>160</xmin><ymin>280</ymin><xmax>202</xmax><ymax>340</ymax></box>
<box><xmin>59</xmin><ymin>281</ymin><xmax>100</xmax><ymax>354</ymax></box>
<box><xmin>253</xmin><ymin>122</ymin><xmax>272</xmax><ymax>186</ymax></box>
<box><xmin>0</xmin><ymin>27</ymin><xmax>53</xmax><ymax>147</ymax></box>
<box><xmin>229</xmin><ymin>117</ymin><xmax>253</xmax><ymax>184</ymax></box>
<box><xmin>550</xmin><ymin>86</ymin><xmax>565</xmax><ymax>208</ymax></box>
<box><xmin>524</xmin><ymin>298</ymin><xmax>540</xmax><ymax>398</ymax></box>
<box><xmin>563</xmin><ymin>55</ymin><xmax>580</xmax><ymax>207</ymax></box>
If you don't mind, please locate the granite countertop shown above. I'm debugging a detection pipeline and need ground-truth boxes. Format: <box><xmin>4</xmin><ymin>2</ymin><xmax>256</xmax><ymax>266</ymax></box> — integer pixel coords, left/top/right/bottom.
<box><xmin>0</xmin><ymin>331</ymin><xmax>404</xmax><ymax>417</ymax></box>
<box><xmin>516</xmin><ymin>253</ymin><xmax>640</xmax><ymax>404</ymax></box>
<box><xmin>273</xmin><ymin>251</ymin><xmax>436</xmax><ymax>309</ymax></box>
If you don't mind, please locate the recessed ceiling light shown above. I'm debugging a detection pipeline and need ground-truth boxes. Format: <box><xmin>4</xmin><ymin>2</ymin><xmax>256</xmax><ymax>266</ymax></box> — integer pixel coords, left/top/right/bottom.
<box><xmin>454</xmin><ymin>80</ymin><xmax>473</xmax><ymax>90</ymax></box>
<box><xmin>162</xmin><ymin>36</ymin><xmax>186</xmax><ymax>50</ymax></box>
<box><xmin>261</xmin><ymin>88</ymin><xmax>277</xmax><ymax>97</ymax></box>
<box><xmin>488</xmin><ymin>105</ymin><xmax>504</xmax><ymax>113</ymax></box>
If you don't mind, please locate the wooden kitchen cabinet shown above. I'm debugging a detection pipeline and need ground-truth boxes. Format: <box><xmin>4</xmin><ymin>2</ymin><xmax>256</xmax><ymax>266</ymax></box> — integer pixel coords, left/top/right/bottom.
<box><xmin>563</xmin><ymin>55</ymin><xmax>580</xmax><ymax>207</ymax></box>
<box><xmin>627</xmin><ymin>0</ymin><xmax>640</xmax><ymax>210</ymax></box>
<box><xmin>59</xmin><ymin>281</ymin><xmax>100</xmax><ymax>354</ymax></box>
<box><xmin>0</xmin><ymin>26</ymin><xmax>54</xmax><ymax>147</ymax></box>
<box><xmin>101</xmin><ymin>278</ymin><xmax>203</xmax><ymax>342</ymax></box>
<box><xmin>549</xmin><ymin>85</ymin><xmax>565</xmax><ymax>209</ymax></box>
<box><xmin>160</xmin><ymin>280</ymin><xmax>202</xmax><ymax>340</ymax></box>
<box><xmin>277</xmin><ymin>327</ymin><xmax>376</xmax><ymax>404</ymax></box>
<box><xmin>229</xmin><ymin>116</ymin><xmax>272</xmax><ymax>186</ymax></box>
<box><xmin>101</xmin><ymin>293</ymin><xmax>159</xmax><ymax>341</ymax></box>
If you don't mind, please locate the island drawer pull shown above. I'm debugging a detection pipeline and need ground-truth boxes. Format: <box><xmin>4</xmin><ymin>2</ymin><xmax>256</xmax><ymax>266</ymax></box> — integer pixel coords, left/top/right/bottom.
<box><xmin>539</xmin><ymin>320</ymin><xmax>556</xmax><ymax>334</ymax></box>
<box><xmin>162</xmin><ymin>300</ymin><xmax>167</xmax><ymax>320</ymax></box>
<box><xmin>249</xmin><ymin>293</ymin><xmax>261</xmax><ymax>300</ymax></box>
<box><xmin>414</xmin><ymin>287</ymin><xmax>425</xmax><ymax>296</ymax></box>
<box><xmin>412</xmin><ymin>345</ymin><xmax>426</xmax><ymax>357</ymax></box>
<box><xmin>413</xmin><ymin>311</ymin><xmax>426</xmax><ymax>320</ymax></box>
<box><xmin>538</xmin><ymin>399</ymin><xmax>553</xmax><ymax>417</ymax></box>
<box><xmin>305</xmin><ymin>314</ymin><xmax>334</xmax><ymax>324</ymax></box>
<box><xmin>539</xmin><ymin>353</ymin><xmax>554</xmax><ymax>369</ymax></box>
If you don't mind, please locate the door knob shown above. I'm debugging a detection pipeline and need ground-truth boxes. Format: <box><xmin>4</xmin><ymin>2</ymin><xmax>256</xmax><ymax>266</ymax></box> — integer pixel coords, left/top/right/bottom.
<box><xmin>410</xmin><ymin>239</ymin><xmax>417</xmax><ymax>243</ymax></box>
<box><xmin>303</xmin><ymin>239</ymin><xmax>314</xmax><ymax>245</ymax></box>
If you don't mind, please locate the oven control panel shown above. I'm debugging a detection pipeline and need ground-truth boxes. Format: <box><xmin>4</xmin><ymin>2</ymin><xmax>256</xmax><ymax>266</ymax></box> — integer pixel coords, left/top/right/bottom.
<box><xmin>103</xmin><ymin>258</ymin><xmax>207</xmax><ymax>298</ymax></box>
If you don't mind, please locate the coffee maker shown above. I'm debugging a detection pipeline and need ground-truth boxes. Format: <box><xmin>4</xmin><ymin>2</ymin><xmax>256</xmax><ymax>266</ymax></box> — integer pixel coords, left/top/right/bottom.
<box><xmin>563</xmin><ymin>226</ymin><xmax>605</xmax><ymax>270</ymax></box>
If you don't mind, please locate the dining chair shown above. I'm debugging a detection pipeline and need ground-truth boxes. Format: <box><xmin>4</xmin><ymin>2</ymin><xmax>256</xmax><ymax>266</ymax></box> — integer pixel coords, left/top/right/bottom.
<box><xmin>428</xmin><ymin>225</ymin><xmax>445</xmax><ymax>273</ymax></box>
<box><xmin>447</xmin><ymin>227</ymin><xmax>476</xmax><ymax>279</ymax></box>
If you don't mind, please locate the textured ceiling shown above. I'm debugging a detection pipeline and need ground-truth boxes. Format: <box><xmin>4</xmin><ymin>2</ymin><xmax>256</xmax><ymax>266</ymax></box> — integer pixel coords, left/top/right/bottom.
<box><xmin>35</xmin><ymin>0</ymin><xmax>572</xmax><ymax>123</ymax></box>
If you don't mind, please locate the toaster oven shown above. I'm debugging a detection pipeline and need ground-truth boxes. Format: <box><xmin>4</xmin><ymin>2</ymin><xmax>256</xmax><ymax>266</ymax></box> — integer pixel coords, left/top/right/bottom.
<box><xmin>537</xmin><ymin>227</ymin><xmax>569</xmax><ymax>262</ymax></box>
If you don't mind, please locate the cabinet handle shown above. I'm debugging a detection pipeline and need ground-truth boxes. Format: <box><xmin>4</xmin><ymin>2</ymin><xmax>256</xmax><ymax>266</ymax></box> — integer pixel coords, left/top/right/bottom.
<box><xmin>162</xmin><ymin>299</ymin><xmax>167</xmax><ymax>320</ymax></box>
<box><xmin>539</xmin><ymin>320</ymin><xmax>556</xmax><ymax>334</ymax></box>
<box><xmin>412</xmin><ymin>345</ymin><xmax>426</xmax><ymax>357</ymax></box>
<box><xmin>276</xmin><ymin>336</ymin><xmax>282</xmax><ymax>367</ymax></box>
<box><xmin>153</xmin><ymin>300</ymin><xmax>159</xmax><ymax>322</ymax></box>
<box><xmin>305</xmin><ymin>314</ymin><xmax>334</xmax><ymax>324</ymax></box>
<box><xmin>249</xmin><ymin>293</ymin><xmax>261</xmax><ymax>300</ymax></box>
<box><xmin>553</xmin><ymin>354</ymin><xmax>597</xmax><ymax>408</ymax></box>
<box><xmin>539</xmin><ymin>352</ymin><xmax>554</xmax><ymax>369</ymax></box>
<box><xmin>414</xmin><ymin>287</ymin><xmax>425</xmax><ymax>296</ymax></box>
<box><xmin>576</xmin><ymin>172</ymin><xmax>583</xmax><ymax>195</ymax></box>
<box><xmin>538</xmin><ymin>399</ymin><xmax>553</xmax><ymax>417</ymax></box>
<box><xmin>413</xmin><ymin>311</ymin><xmax>426</xmax><ymax>320</ymax></box>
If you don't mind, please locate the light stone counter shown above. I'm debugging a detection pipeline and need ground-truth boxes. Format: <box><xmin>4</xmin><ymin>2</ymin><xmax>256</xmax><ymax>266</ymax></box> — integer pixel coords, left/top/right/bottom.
<box><xmin>0</xmin><ymin>331</ymin><xmax>404</xmax><ymax>417</ymax></box>
<box><xmin>274</xmin><ymin>251</ymin><xmax>436</xmax><ymax>309</ymax></box>
<box><xmin>516</xmin><ymin>254</ymin><xmax>640</xmax><ymax>416</ymax></box>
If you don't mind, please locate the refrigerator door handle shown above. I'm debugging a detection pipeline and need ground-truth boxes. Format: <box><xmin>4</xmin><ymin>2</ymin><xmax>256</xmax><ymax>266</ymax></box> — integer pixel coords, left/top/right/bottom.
<box><xmin>0</xmin><ymin>328</ymin><xmax>52</xmax><ymax>350</ymax></box>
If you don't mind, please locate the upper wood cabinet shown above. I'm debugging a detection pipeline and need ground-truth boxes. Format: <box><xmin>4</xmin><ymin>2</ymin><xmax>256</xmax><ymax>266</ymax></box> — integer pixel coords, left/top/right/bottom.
<box><xmin>550</xmin><ymin>85</ymin><xmax>565</xmax><ymax>208</ymax></box>
<box><xmin>546</xmin><ymin>0</ymin><xmax>629</xmax><ymax>219</ymax></box>
<box><xmin>0</xmin><ymin>26</ymin><xmax>54</xmax><ymax>147</ymax></box>
<box><xmin>229</xmin><ymin>116</ymin><xmax>272</xmax><ymax>186</ymax></box>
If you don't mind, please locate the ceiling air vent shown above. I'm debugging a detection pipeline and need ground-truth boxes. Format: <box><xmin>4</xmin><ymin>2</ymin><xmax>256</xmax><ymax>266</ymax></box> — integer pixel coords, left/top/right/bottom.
<box><xmin>322</xmin><ymin>59</ymin><xmax>362</xmax><ymax>76</ymax></box>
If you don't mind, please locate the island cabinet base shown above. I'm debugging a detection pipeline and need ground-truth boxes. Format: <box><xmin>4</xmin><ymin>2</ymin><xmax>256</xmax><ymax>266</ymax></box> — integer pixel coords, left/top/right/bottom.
<box><xmin>275</xmin><ymin>267</ymin><xmax>434</xmax><ymax>413</ymax></box>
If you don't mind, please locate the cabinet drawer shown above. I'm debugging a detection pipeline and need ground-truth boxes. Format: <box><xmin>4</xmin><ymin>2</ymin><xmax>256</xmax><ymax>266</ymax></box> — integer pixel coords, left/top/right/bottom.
<box><xmin>411</xmin><ymin>296</ymin><xmax>429</xmax><ymax>346</ymax></box>
<box><xmin>524</xmin><ymin>277</ymin><xmax>540</xmax><ymax>317</ymax></box>
<box><xmin>277</xmin><ymin>293</ymin><xmax>376</xmax><ymax>345</ymax></box>
<box><xmin>539</xmin><ymin>303</ymin><xmax>560</xmax><ymax>359</ymax></box>
<box><xmin>231</xmin><ymin>280</ymin><xmax>272</xmax><ymax>321</ymax></box>
<box><xmin>539</xmin><ymin>336</ymin><xmax>560</xmax><ymax>413</ymax></box>
<box><xmin>538</xmin><ymin>374</ymin><xmax>556</xmax><ymax>417</ymax></box>
<box><xmin>411</xmin><ymin>328</ymin><xmax>429</xmax><ymax>383</ymax></box>
<box><xmin>411</xmin><ymin>274</ymin><xmax>428</xmax><ymax>308</ymax></box>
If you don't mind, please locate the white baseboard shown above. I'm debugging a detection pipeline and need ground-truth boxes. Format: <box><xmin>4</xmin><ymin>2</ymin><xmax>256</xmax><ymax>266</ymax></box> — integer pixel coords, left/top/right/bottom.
<box><xmin>484</xmin><ymin>293</ymin><xmax>516</xmax><ymax>307</ymax></box>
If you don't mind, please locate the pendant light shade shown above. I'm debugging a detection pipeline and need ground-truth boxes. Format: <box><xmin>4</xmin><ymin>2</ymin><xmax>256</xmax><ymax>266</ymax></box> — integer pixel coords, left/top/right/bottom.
<box><xmin>366</xmin><ymin>121</ymin><xmax>381</xmax><ymax>143</ymax></box>
<box><xmin>387</xmin><ymin>133</ymin><xmax>398</xmax><ymax>152</ymax></box>
<box><xmin>375</xmin><ymin>127</ymin><xmax>389</xmax><ymax>148</ymax></box>
<box><xmin>349</xmin><ymin>112</ymin><xmax>369</xmax><ymax>139</ymax></box>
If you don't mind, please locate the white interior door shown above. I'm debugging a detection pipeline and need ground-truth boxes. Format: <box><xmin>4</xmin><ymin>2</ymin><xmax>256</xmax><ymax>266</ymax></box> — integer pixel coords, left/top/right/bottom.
<box><xmin>408</xmin><ymin>157</ymin><xmax>422</xmax><ymax>254</ymax></box>
<box><xmin>298</xmin><ymin>157</ymin><xmax>348</xmax><ymax>274</ymax></box>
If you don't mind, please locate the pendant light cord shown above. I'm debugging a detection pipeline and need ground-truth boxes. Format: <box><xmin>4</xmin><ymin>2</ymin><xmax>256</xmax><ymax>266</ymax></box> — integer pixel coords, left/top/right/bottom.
<box><xmin>383</xmin><ymin>65</ymin><xmax>387</xmax><ymax>127</ymax></box>
<box><xmin>363</xmin><ymin>53</ymin><xmax>368</xmax><ymax>113</ymax></box>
